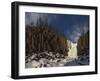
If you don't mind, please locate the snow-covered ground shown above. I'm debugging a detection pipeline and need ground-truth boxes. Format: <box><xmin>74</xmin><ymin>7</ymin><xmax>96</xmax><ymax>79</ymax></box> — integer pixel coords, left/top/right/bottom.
<box><xmin>25</xmin><ymin>52</ymin><xmax>76</xmax><ymax>68</ymax></box>
<box><xmin>64</xmin><ymin>54</ymin><xmax>89</xmax><ymax>66</ymax></box>
<box><xmin>25</xmin><ymin>52</ymin><xmax>89</xmax><ymax>68</ymax></box>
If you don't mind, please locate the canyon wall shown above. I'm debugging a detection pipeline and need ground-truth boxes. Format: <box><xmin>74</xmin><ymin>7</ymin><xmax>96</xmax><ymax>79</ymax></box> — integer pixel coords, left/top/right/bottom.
<box><xmin>77</xmin><ymin>31</ymin><xmax>89</xmax><ymax>56</ymax></box>
<box><xmin>26</xmin><ymin>26</ymin><xmax>69</xmax><ymax>57</ymax></box>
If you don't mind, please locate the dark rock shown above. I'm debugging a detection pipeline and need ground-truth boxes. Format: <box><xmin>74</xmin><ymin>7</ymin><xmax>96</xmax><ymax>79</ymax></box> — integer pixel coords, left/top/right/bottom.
<box><xmin>26</xmin><ymin>26</ymin><xmax>68</xmax><ymax>58</ymax></box>
<box><xmin>77</xmin><ymin>31</ymin><xmax>89</xmax><ymax>56</ymax></box>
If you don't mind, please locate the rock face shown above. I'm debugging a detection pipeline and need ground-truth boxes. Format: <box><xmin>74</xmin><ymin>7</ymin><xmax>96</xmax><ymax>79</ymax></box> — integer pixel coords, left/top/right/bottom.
<box><xmin>77</xmin><ymin>31</ymin><xmax>89</xmax><ymax>56</ymax></box>
<box><xmin>26</xmin><ymin>26</ymin><xmax>69</xmax><ymax>57</ymax></box>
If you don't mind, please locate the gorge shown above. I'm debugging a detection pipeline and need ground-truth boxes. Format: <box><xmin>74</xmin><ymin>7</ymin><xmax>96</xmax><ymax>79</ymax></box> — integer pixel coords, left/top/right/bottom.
<box><xmin>25</xmin><ymin>25</ymin><xmax>89</xmax><ymax>68</ymax></box>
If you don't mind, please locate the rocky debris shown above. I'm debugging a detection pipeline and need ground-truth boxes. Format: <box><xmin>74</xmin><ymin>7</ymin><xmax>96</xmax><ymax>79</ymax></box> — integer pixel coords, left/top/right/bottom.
<box><xmin>64</xmin><ymin>55</ymin><xmax>89</xmax><ymax>66</ymax></box>
<box><xmin>25</xmin><ymin>48</ymin><xmax>89</xmax><ymax>68</ymax></box>
<box><xmin>77</xmin><ymin>47</ymin><xmax>89</xmax><ymax>65</ymax></box>
<box><xmin>78</xmin><ymin>54</ymin><xmax>89</xmax><ymax>65</ymax></box>
<box><xmin>25</xmin><ymin>52</ymin><xmax>75</xmax><ymax>68</ymax></box>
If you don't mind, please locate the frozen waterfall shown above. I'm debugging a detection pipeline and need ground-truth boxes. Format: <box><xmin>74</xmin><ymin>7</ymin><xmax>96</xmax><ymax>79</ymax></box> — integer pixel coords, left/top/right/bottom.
<box><xmin>67</xmin><ymin>40</ymin><xmax>78</xmax><ymax>58</ymax></box>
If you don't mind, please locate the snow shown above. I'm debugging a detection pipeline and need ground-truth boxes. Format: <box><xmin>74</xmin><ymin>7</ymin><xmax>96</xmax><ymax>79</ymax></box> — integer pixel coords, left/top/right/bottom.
<box><xmin>26</xmin><ymin>51</ymin><xmax>89</xmax><ymax>68</ymax></box>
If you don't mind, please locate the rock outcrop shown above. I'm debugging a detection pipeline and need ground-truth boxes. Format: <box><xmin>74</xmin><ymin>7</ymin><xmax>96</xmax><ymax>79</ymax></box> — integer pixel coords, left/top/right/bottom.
<box><xmin>77</xmin><ymin>31</ymin><xmax>89</xmax><ymax>56</ymax></box>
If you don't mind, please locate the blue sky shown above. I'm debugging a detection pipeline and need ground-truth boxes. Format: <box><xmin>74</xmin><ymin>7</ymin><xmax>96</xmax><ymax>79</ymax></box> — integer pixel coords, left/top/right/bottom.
<box><xmin>25</xmin><ymin>12</ymin><xmax>89</xmax><ymax>43</ymax></box>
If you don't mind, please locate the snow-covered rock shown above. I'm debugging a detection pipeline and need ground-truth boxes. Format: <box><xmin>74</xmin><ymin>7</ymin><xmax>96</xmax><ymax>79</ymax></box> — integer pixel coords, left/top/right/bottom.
<box><xmin>77</xmin><ymin>54</ymin><xmax>89</xmax><ymax>65</ymax></box>
<box><xmin>25</xmin><ymin>48</ymin><xmax>89</xmax><ymax>68</ymax></box>
<box><xmin>31</xmin><ymin>61</ymin><xmax>40</xmax><ymax>68</ymax></box>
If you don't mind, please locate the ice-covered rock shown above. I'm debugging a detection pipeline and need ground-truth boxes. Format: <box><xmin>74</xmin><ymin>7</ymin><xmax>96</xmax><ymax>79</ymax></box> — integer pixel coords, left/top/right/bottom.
<box><xmin>31</xmin><ymin>54</ymin><xmax>36</xmax><ymax>59</ymax></box>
